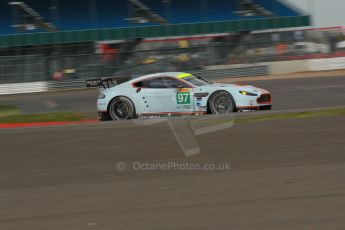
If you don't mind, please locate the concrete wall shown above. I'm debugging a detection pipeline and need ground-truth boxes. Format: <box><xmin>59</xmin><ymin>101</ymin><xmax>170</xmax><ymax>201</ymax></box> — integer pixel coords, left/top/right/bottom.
<box><xmin>203</xmin><ymin>57</ymin><xmax>345</xmax><ymax>76</ymax></box>
<box><xmin>268</xmin><ymin>60</ymin><xmax>309</xmax><ymax>74</ymax></box>
<box><xmin>0</xmin><ymin>82</ymin><xmax>48</xmax><ymax>95</ymax></box>
<box><xmin>309</xmin><ymin>57</ymin><xmax>345</xmax><ymax>71</ymax></box>
<box><xmin>206</xmin><ymin>57</ymin><xmax>345</xmax><ymax>75</ymax></box>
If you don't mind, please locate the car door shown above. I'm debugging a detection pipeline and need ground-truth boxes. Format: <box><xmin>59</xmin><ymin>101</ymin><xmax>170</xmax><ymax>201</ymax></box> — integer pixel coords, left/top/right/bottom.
<box><xmin>144</xmin><ymin>76</ymin><xmax>194</xmax><ymax>114</ymax></box>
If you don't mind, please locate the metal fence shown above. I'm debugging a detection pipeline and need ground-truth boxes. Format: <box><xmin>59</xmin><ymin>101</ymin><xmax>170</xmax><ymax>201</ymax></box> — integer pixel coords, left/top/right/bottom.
<box><xmin>0</xmin><ymin>55</ymin><xmax>46</xmax><ymax>84</ymax></box>
<box><xmin>47</xmin><ymin>65</ymin><xmax>269</xmax><ymax>90</ymax></box>
<box><xmin>0</xmin><ymin>26</ymin><xmax>345</xmax><ymax>86</ymax></box>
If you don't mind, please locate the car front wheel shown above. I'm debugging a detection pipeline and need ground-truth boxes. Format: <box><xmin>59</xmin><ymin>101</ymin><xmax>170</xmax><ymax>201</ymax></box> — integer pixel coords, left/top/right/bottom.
<box><xmin>208</xmin><ymin>91</ymin><xmax>235</xmax><ymax>114</ymax></box>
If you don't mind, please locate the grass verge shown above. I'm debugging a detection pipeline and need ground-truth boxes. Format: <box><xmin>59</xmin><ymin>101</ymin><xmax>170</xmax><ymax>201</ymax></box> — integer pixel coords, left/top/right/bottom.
<box><xmin>0</xmin><ymin>105</ymin><xmax>19</xmax><ymax>117</ymax></box>
<box><xmin>236</xmin><ymin>107</ymin><xmax>345</xmax><ymax>125</ymax></box>
<box><xmin>0</xmin><ymin>107</ymin><xmax>343</xmax><ymax>125</ymax></box>
<box><xmin>0</xmin><ymin>112</ymin><xmax>95</xmax><ymax>124</ymax></box>
<box><xmin>190</xmin><ymin>107</ymin><xmax>345</xmax><ymax>129</ymax></box>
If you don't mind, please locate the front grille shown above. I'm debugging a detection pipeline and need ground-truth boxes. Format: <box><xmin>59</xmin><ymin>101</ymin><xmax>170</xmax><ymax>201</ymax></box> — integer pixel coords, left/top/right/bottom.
<box><xmin>257</xmin><ymin>94</ymin><xmax>271</xmax><ymax>103</ymax></box>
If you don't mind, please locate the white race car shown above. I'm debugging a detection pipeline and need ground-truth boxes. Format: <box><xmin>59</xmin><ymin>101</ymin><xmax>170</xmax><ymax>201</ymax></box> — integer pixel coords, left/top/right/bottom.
<box><xmin>87</xmin><ymin>72</ymin><xmax>271</xmax><ymax>120</ymax></box>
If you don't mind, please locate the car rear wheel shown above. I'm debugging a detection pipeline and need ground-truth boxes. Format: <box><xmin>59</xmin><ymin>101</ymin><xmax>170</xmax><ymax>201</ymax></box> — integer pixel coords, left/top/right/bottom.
<box><xmin>109</xmin><ymin>97</ymin><xmax>136</xmax><ymax>120</ymax></box>
<box><xmin>208</xmin><ymin>91</ymin><xmax>235</xmax><ymax>114</ymax></box>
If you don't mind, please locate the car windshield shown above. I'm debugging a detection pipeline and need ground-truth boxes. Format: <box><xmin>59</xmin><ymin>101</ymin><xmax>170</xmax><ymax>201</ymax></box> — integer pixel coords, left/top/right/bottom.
<box><xmin>182</xmin><ymin>75</ymin><xmax>213</xmax><ymax>86</ymax></box>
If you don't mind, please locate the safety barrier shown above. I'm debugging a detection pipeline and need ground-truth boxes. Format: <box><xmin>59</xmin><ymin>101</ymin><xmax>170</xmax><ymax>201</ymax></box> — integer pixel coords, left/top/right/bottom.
<box><xmin>0</xmin><ymin>82</ymin><xmax>48</xmax><ymax>95</ymax></box>
<box><xmin>47</xmin><ymin>79</ymin><xmax>86</xmax><ymax>90</ymax></box>
<box><xmin>191</xmin><ymin>65</ymin><xmax>268</xmax><ymax>79</ymax></box>
<box><xmin>309</xmin><ymin>57</ymin><xmax>345</xmax><ymax>71</ymax></box>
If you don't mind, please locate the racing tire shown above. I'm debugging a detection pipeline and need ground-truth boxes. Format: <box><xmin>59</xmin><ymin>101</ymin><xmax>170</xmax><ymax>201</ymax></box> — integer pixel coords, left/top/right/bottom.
<box><xmin>108</xmin><ymin>97</ymin><xmax>137</xmax><ymax>120</ymax></box>
<box><xmin>208</xmin><ymin>91</ymin><xmax>235</xmax><ymax>114</ymax></box>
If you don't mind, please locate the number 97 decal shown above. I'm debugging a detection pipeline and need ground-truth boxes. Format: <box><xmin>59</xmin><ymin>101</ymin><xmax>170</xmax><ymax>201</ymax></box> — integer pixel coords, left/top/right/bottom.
<box><xmin>176</xmin><ymin>92</ymin><xmax>191</xmax><ymax>104</ymax></box>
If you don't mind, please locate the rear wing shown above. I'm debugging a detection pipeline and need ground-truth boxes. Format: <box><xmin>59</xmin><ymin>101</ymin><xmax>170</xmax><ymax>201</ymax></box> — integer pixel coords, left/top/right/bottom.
<box><xmin>86</xmin><ymin>78</ymin><xmax>115</xmax><ymax>89</ymax></box>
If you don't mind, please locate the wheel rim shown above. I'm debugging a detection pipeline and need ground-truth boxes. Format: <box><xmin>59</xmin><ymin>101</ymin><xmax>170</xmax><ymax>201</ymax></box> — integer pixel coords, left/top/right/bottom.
<box><xmin>213</xmin><ymin>95</ymin><xmax>232</xmax><ymax>113</ymax></box>
<box><xmin>113</xmin><ymin>101</ymin><xmax>130</xmax><ymax>119</ymax></box>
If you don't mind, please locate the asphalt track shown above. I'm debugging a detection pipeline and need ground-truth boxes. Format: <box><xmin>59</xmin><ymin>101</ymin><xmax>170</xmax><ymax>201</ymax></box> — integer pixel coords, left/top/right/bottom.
<box><xmin>0</xmin><ymin>116</ymin><xmax>344</xmax><ymax>229</ymax></box>
<box><xmin>0</xmin><ymin>75</ymin><xmax>345</xmax><ymax>229</ymax></box>
<box><xmin>0</xmin><ymin>75</ymin><xmax>344</xmax><ymax>115</ymax></box>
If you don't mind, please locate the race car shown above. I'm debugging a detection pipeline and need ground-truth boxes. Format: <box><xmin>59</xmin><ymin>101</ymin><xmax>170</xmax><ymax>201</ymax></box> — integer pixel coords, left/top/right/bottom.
<box><xmin>86</xmin><ymin>72</ymin><xmax>272</xmax><ymax>120</ymax></box>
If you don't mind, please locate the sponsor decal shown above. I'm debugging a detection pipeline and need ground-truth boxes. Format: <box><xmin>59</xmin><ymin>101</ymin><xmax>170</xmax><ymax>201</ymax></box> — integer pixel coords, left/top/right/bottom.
<box><xmin>239</xmin><ymin>109</ymin><xmax>255</xmax><ymax>112</ymax></box>
<box><xmin>176</xmin><ymin>92</ymin><xmax>191</xmax><ymax>104</ymax></box>
<box><xmin>138</xmin><ymin>115</ymin><xmax>162</xmax><ymax>119</ymax></box>
<box><xmin>86</xmin><ymin>79</ymin><xmax>102</xmax><ymax>87</ymax></box>
<box><xmin>177</xmin><ymin>105</ymin><xmax>191</xmax><ymax>110</ymax></box>
<box><xmin>197</xmin><ymin>106</ymin><xmax>207</xmax><ymax>111</ymax></box>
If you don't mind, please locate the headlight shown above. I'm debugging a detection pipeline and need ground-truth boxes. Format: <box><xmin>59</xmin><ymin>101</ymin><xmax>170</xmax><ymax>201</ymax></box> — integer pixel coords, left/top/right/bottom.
<box><xmin>239</xmin><ymin>90</ymin><xmax>258</xmax><ymax>96</ymax></box>
<box><xmin>98</xmin><ymin>93</ymin><xmax>106</xmax><ymax>99</ymax></box>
